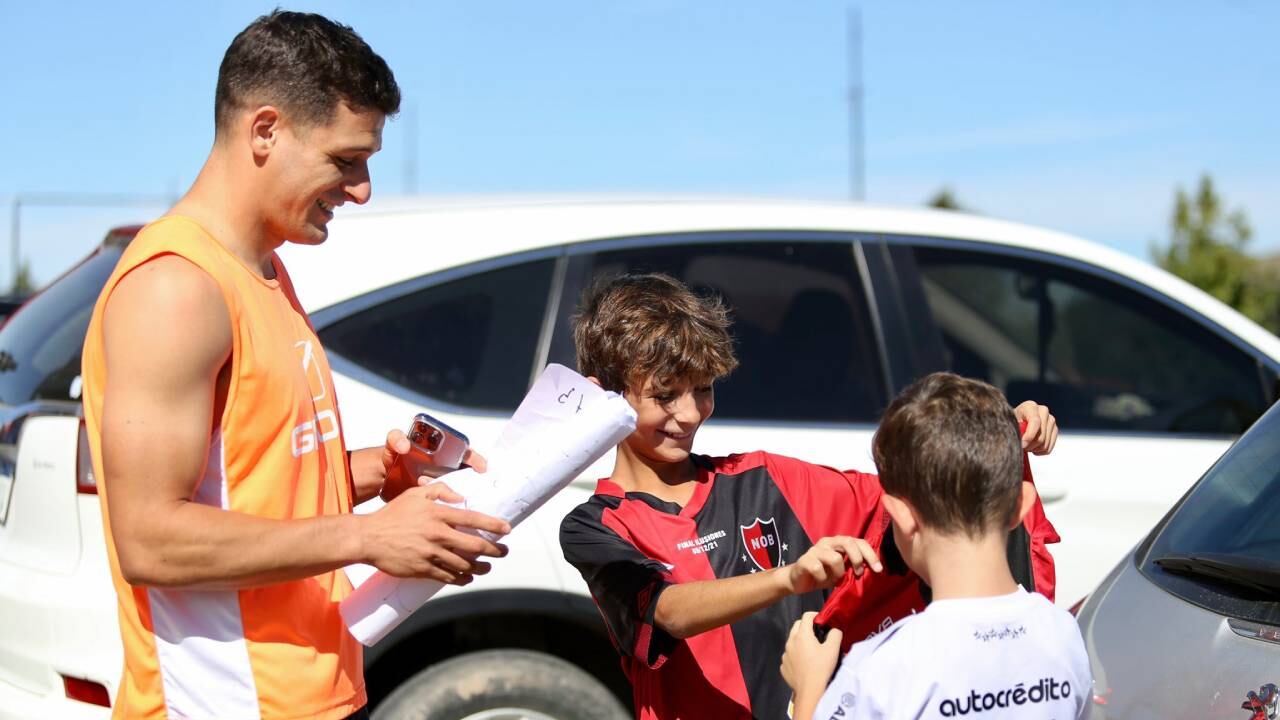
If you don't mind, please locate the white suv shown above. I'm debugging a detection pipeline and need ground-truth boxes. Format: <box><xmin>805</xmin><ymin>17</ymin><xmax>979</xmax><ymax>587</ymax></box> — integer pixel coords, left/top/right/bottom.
<box><xmin>1</xmin><ymin>199</ymin><xmax>1277</xmax><ymax>718</ymax></box>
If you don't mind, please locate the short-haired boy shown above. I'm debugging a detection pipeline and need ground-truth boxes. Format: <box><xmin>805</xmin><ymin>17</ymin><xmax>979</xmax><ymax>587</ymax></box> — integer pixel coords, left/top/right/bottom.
<box><xmin>782</xmin><ymin>372</ymin><xmax>1090</xmax><ymax>720</ymax></box>
<box><xmin>560</xmin><ymin>274</ymin><xmax>1062</xmax><ymax>720</ymax></box>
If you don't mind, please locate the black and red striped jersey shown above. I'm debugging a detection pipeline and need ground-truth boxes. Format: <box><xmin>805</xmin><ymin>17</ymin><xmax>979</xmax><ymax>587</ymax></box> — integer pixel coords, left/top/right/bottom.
<box><xmin>559</xmin><ymin>451</ymin><xmax>883</xmax><ymax>720</ymax></box>
<box><xmin>559</xmin><ymin>450</ymin><xmax>1060</xmax><ymax>720</ymax></box>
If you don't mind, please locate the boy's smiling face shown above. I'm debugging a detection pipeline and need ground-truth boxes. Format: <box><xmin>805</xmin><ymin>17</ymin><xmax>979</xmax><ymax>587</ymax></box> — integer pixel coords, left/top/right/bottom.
<box><xmin>622</xmin><ymin>375</ymin><xmax>716</xmax><ymax>468</ymax></box>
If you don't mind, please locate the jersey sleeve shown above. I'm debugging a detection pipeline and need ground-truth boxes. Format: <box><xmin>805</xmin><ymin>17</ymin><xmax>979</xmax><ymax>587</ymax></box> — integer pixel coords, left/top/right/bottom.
<box><xmin>762</xmin><ymin>452</ymin><xmax>884</xmax><ymax>541</ymax></box>
<box><xmin>1021</xmin><ymin>454</ymin><xmax>1062</xmax><ymax>603</ymax></box>
<box><xmin>559</xmin><ymin>503</ymin><xmax>677</xmax><ymax>669</ymax></box>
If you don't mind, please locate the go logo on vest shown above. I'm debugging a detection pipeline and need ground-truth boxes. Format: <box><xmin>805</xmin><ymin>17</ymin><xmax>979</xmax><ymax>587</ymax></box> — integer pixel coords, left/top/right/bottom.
<box><xmin>290</xmin><ymin>339</ymin><xmax>339</xmax><ymax>457</ymax></box>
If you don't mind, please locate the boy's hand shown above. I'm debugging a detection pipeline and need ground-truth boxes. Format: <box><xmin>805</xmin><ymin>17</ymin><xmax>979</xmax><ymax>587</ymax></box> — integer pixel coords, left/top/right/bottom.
<box><xmin>783</xmin><ymin>536</ymin><xmax>882</xmax><ymax>595</ymax></box>
<box><xmin>781</xmin><ymin>612</ymin><xmax>843</xmax><ymax>703</ymax></box>
<box><xmin>1013</xmin><ymin>401</ymin><xmax>1058</xmax><ymax>455</ymax></box>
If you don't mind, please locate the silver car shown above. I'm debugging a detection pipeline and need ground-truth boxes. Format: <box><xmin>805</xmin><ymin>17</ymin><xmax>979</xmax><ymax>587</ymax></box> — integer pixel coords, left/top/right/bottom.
<box><xmin>1076</xmin><ymin>397</ymin><xmax>1280</xmax><ymax>718</ymax></box>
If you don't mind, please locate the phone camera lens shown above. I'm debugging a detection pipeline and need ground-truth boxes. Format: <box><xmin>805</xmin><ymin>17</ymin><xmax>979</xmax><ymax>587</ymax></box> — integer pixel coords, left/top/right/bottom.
<box><xmin>426</xmin><ymin>428</ymin><xmax>444</xmax><ymax>452</ymax></box>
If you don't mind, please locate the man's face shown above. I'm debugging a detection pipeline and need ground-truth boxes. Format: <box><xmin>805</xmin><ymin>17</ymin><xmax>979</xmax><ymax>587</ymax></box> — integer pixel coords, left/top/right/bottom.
<box><xmin>266</xmin><ymin>102</ymin><xmax>384</xmax><ymax>246</ymax></box>
<box><xmin>621</xmin><ymin>376</ymin><xmax>715</xmax><ymax>468</ymax></box>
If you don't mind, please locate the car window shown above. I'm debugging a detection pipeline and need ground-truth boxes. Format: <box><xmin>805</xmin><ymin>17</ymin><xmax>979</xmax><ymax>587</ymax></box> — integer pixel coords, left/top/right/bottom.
<box><xmin>319</xmin><ymin>259</ymin><xmax>555</xmax><ymax>411</ymax></box>
<box><xmin>1139</xmin><ymin>402</ymin><xmax>1280</xmax><ymax>622</ymax></box>
<box><xmin>0</xmin><ymin>247</ymin><xmax>123</xmax><ymax>407</ymax></box>
<box><xmin>549</xmin><ymin>239</ymin><xmax>885</xmax><ymax>422</ymax></box>
<box><xmin>906</xmin><ymin>245</ymin><xmax>1267</xmax><ymax>434</ymax></box>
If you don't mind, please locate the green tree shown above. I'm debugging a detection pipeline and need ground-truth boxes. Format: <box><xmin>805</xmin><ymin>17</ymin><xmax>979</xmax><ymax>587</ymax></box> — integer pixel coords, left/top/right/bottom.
<box><xmin>1152</xmin><ymin>175</ymin><xmax>1280</xmax><ymax>335</ymax></box>
<box><xmin>926</xmin><ymin>187</ymin><xmax>965</xmax><ymax>211</ymax></box>
<box><xmin>8</xmin><ymin>258</ymin><xmax>34</xmax><ymax>296</ymax></box>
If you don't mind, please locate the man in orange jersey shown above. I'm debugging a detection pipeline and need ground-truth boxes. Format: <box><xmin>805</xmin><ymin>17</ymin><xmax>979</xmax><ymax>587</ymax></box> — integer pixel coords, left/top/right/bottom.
<box><xmin>80</xmin><ymin>11</ymin><xmax>510</xmax><ymax>719</ymax></box>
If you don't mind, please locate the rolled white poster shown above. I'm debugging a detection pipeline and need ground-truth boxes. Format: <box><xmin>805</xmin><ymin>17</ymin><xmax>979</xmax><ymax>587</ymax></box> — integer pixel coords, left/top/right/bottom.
<box><xmin>341</xmin><ymin>364</ymin><xmax>637</xmax><ymax>646</ymax></box>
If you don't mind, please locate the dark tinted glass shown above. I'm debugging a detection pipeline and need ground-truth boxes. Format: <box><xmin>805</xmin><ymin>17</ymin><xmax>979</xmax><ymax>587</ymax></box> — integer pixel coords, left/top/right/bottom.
<box><xmin>1140</xmin><ymin>404</ymin><xmax>1280</xmax><ymax>620</ymax></box>
<box><xmin>320</xmin><ymin>259</ymin><xmax>554</xmax><ymax>411</ymax></box>
<box><xmin>911</xmin><ymin>246</ymin><xmax>1266</xmax><ymax>434</ymax></box>
<box><xmin>0</xmin><ymin>247</ymin><xmax>122</xmax><ymax>407</ymax></box>
<box><xmin>550</xmin><ymin>240</ymin><xmax>885</xmax><ymax>422</ymax></box>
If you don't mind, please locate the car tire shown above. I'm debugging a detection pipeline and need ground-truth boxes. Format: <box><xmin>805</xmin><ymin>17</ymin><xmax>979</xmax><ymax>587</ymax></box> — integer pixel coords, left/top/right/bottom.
<box><xmin>372</xmin><ymin>649</ymin><xmax>630</xmax><ymax>720</ymax></box>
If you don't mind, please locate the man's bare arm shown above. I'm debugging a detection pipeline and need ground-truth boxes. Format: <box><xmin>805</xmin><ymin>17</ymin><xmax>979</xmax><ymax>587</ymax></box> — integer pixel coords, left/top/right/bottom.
<box><xmin>101</xmin><ymin>256</ymin><xmax>508</xmax><ymax>590</ymax></box>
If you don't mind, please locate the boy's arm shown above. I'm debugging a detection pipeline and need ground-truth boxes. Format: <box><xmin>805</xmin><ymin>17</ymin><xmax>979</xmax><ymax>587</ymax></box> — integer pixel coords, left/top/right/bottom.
<box><xmin>561</xmin><ymin>505</ymin><xmax>880</xmax><ymax>663</ymax></box>
<box><xmin>655</xmin><ymin>536</ymin><xmax>882</xmax><ymax>639</ymax></box>
<box><xmin>561</xmin><ymin>505</ymin><xmax>678</xmax><ymax>666</ymax></box>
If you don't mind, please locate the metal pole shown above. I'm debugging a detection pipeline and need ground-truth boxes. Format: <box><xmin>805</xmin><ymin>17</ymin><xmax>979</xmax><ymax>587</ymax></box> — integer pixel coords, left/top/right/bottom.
<box><xmin>848</xmin><ymin>7</ymin><xmax>865</xmax><ymax>202</ymax></box>
<box><xmin>7</xmin><ymin>192</ymin><xmax>172</xmax><ymax>294</ymax></box>
<box><xmin>9</xmin><ymin>197</ymin><xmax>19</xmax><ymax>294</ymax></box>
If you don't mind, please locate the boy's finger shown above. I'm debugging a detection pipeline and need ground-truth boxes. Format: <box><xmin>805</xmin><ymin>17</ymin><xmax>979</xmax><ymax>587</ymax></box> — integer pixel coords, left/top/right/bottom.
<box><xmin>837</xmin><ymin>537</ymin><xmax>882</xmax><ymax>572</ymax></box>
<box><xmin>1020</xmin><ymin>413</ymin><xmax>1041</xmax><ymax>449</ymax></box>
<box><xmin>804</xmin><ymin>557</ymin><xmax>829</xmax><ymax>583</ymax></box>
<box><xmin>1041</xmin><ymin>416</ymin><xmax>1059</xmax><ymax>455</ymax></box>
<box><xmin>822</xmin><ymin>627</ymin><xmax>843</xmax><ymax>648</ymax></box>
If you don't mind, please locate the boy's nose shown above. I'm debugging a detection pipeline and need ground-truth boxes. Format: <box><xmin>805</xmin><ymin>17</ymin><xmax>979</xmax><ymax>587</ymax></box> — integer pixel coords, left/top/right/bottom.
<box><xmin>670</xmin><ymin>393</ymin><xmax>703</xmax><ymax>424</ymax></box>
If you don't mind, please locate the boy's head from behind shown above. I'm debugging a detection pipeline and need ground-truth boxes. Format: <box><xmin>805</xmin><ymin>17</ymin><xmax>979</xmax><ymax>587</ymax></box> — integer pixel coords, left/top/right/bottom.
<box><xmin>573</xmin><ymin>273</ymin><xmax>738</xmax><ymax>468</ymax></box>
<box><xmin>872</xmin><ymin>373</ymin><xmax>1032</xmax><ymax>562</ymax></box>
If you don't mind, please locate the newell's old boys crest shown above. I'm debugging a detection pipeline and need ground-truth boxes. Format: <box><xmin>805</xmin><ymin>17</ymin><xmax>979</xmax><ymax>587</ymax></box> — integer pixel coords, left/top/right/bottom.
<box><xmin>741</xmin><ymin>517</ymin><xmax>783</xmax><ymax>571</ymax></box>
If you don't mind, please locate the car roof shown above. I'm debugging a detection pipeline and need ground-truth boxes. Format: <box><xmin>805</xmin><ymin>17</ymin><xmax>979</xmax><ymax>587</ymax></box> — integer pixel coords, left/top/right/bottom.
<box><xmin>275</xmin><ymin>195</ymin><xmax>1280</xmax><ymax>363</ymax></box>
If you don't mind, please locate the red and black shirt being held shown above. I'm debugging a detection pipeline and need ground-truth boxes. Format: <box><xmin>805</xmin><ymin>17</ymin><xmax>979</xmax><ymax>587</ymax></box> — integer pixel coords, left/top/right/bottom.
<box><xmin>559</xmin><ymin>451</ymin><xmax>1059</xmax><ymax>720</ymax></box>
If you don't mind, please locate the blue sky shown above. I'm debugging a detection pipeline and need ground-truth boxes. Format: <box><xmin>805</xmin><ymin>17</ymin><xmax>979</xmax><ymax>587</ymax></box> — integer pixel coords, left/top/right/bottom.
<box><xmin>3</xmin><ymin>1</ymin><xmax>1277</xmax><ymax>286</ymax></box>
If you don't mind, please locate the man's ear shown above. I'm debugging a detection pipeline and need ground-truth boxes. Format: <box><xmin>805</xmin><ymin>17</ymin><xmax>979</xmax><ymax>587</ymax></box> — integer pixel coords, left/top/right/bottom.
<box><xmin>248</xmin><ymin>105</ymin><xmax>282</xmax><ymax>160</ymax></box>
<box><xmin>586</xmin><ymin>375</ymin><xmax>602</xmax><ymax>389</ymax></box>
<box><xmin>882</xmin><ymin>494</ymin><xmax>919</xmax><ymax>539</ymax></box>
<box><xmin>1010</xmin><ymin>481</ymin><xmax>1037</xmax><ymax>529</ymax></box>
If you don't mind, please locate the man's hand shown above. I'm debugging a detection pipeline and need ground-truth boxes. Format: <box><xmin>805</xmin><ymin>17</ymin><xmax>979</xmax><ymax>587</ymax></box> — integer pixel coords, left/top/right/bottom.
<box><xmin>781</xmin><ymin>611</ymin><xmax>843</xmax><ymax>718</ymax></box>
<box><xmin>1013</xmin><ymin>401</ymin><xmax>1059</xmax><ymax>455</ymax></box>
<box><xmin>783</xmin><ymin>536</ymin><xmax>882</xmax><ymax>595</ymax></box>
<box><xmin>379</xmin><ymin>429</ymin><xmax>488</xmax><ymax>503</ymax></box>
<box><xmin>359</xmin><ymin>482</ymin><xmax>510</xmax><ymax>583</ymax></box>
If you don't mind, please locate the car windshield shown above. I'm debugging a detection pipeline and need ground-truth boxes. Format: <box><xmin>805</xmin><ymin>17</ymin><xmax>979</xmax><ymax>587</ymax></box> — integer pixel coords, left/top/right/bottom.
<box><xmin>0</xmin><ymin>245</ymin><xmax>123</xmax><ymax>408</ymax></box>
<box><xmin>1142</xmin><ymin>401</ymin><xmax>1280</xmax><ymax>606</ymax></box>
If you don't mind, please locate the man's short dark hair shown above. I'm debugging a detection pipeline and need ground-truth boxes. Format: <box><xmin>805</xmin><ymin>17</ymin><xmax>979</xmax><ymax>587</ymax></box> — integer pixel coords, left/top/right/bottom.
<box><xmin>214</xmin><ymin>10</ymin><xmax>401</xmax><ymax>134</ymax></box>
<box><xmin>872</xmin><ymin>372</ymin><xmax>1022</xmax><ymax>537</ymax></box>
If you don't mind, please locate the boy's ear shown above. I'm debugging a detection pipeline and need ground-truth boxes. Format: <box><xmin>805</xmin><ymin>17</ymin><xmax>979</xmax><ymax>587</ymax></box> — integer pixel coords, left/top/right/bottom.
<box><xmin>882</xmin><ymin>494</ymin><xmax>919</xmax><ymax>539</ymax></box>
<box><xmin>1010</xmin><ymin>481</ymin><xmax>1037</xmax><ymax>529</ymax></box>
<box><xmin>586</xmin><ymin>376</ymin><xmax>604</xmax><ymax>389</ymax></box>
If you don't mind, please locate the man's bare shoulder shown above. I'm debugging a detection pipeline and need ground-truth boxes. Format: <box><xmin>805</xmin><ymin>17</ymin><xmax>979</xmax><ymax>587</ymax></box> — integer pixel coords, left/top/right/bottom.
<box><xmin>103</xmin><ymin>255</ymin><xmax>232</xmax><ymax>374</ymax></box>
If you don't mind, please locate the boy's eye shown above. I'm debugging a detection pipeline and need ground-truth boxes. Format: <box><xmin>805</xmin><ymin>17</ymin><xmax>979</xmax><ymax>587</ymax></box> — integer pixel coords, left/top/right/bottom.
<box><xmin>695</xmin><ymin>386</ymin><xmax>713</xmax><ymax>394</ymax></box>
<box><xmin>333</xmin><ymin>156</ymin><xmax>354</xmax><ymax>169</ymax></box>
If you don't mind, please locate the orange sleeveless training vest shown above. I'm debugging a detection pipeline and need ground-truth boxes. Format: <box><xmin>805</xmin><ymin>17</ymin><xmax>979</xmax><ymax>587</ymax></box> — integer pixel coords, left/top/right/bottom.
<box><xmin>82</xmin><ymin>216</ymin><xmax>365</xmax><ymax>719</ymax></box>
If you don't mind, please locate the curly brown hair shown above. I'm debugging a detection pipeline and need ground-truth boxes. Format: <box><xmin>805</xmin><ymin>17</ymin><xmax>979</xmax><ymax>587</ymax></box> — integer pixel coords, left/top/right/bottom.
<box><xmin>573</xmin><ymin>273</ymin><xmax>739</xmax><ymax>395</ymax></box>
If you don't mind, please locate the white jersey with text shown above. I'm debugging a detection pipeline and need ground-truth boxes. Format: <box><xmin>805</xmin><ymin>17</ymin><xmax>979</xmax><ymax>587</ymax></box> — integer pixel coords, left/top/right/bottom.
<box><xmin>813</xmin><ymin>587</ymin><xmax>1091</xmax><ymax>720</ymax></box>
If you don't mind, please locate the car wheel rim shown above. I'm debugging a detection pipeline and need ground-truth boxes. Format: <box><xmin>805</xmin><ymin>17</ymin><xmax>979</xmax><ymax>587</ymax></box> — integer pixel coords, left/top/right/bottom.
<box><xmin>459</xmin><ymin>710</ymin><xmax>561</xmax><ymax>720</ymax></box>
